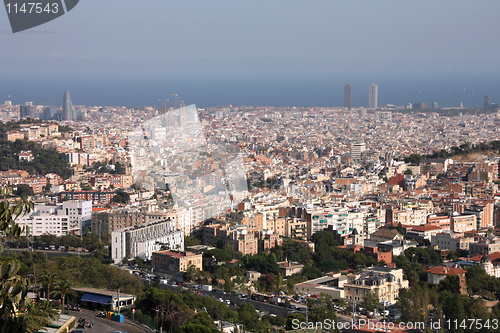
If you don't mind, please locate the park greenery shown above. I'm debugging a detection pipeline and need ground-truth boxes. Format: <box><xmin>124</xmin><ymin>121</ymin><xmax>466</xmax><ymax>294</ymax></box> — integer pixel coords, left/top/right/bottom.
<box><xmin>404</xmin><ymin>140</ymin><xmax>500</xmax><ymax>165</ymax></box>
<box><xmin>112</xmin><ymin>189</ymin><xmax>131</xmax><ymax>204</ymax></box>
<box><xmin>0</xmin><ymin>138</ymin><xmax>72</xmax><ymax>179</ymax></box>
<box><xmin>89</xmin><ymin>160</ymin><xmax>126</xmax><ymax>175</ymax></box>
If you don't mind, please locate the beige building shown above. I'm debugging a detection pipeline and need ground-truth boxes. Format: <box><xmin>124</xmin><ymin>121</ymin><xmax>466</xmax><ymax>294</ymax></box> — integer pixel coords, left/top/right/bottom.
<box><xmin>369</xmin><ymin>228</ymin><xmax>404</xmax><ymax>243</ymax></box>
<box><xmin>152</xmin><ymin>250</ymin><xmax>203</xmax><ymax>280</ymax></box>
<box><xmin>267</xmin><ymin>216</ymin><xmax>308</xmax><ymax>239</ymax></box>
<box><xmin>224</xmin><ymin>226</ymin><xmax>258</xmax><ymax>255</ymax></box>
<box><xmin>277</xmin><ymin>261</ymin><xmax>304</xmax><ymax>277</ymax></box>
<box><xmin>344</xmin><ymin>266</ymin><xmax>408</xmax><ymax>305</ymax></box>
<box><xmin>431</xmin><ymin>232</ymin><xmax>474</xmax><ymax>251</ymax></box>
<box><xmin>247</xmin><ymin>270</ymin><xmax>261</xmax><ymax>282</ymax></box>
<box><xmin>258</xmin><ymin>230</ymin><xmax>283</xmax><ymax>252</ymax></box>
<box><xmin>469</xmin><ymin>237</ymin><xmax>500</xmax><ymax>256</ymax></box>
<box><xmin>451</xmin><ymin>214</ymin><xmax>477</xmax><ymax>233</ymax></box>
<box><xmin>294</xmin><ymin>273</ymin><xmax>347</xmax><ymax>300</ymax></box>
<box><xmin>391</xmin><ymin>208</ymin><xmax>427</xmax><ymax>226</ymax></box>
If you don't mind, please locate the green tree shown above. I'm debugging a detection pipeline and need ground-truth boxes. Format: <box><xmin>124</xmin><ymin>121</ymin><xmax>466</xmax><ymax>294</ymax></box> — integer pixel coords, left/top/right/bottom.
<box><xmin>183</xmin><ymin>265</ymin><xmax>200</xmax><ymax>283</ymax></box>
<box><xmin>112</xmin><ymin>189</ymin><xmax>131</xmax><ymax>204</ymax></box>
<box><xmin>114</xmin><ymin>162</ymin><xmax>125</xmax><ymax>175</ymax></box>
<box><xmin>307</xmin><ymin>294</ymin><xmax>338</xmax><ymax>325</ymax></box>
<box><xmin>22</xmin><ymin>299</ymin><xmax>60</xmax><ymax>333</ymax></box>
<box><xmin>286</xmin><ymin>313</ymin><xmax>306</xmax><ymax>330</ymax></box>
<box><xmin>237</xmin><ymin>302</ymin><xmax>265</xmax><ymax>332</ymax></box>
<box><xmin>52</xmin><ymin>279</ymin><xmax>72</xmax><ymax>311</ymax></box>
<box><xmin>14</xmin><ymin>185</ymin><xmax>33</xmax><ymax>199</ymax></box>
<box><xmin>179</xmin><ymin>312</ymin><xmax>220</xmax><ymax>333</ymax></box>
<box><xmin>0</xmin><ymin>186</ymin><xmax>60</xmax><ymax>332</ymax></box>
<box><xmin>361</xmin><ymin>291</ymin><xmax>379</xmax><ymax>312</ymax></box>
<box><xmin>80</xmin><ymin>184</ymin><xmax>92</xmax><ymax>191</ymax></box>
<box><xmin>40</xmin><ymin>271</ymin><xmax>58</xmax><ymax>301</ymax></box>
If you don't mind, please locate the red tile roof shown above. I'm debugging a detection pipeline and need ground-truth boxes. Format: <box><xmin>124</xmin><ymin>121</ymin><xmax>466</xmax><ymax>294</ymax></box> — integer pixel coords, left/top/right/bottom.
<box><xmin>469</xmin><ymin>252</ymin><xmax>500</xmax><ymax>263</ymax></box>
<box><xmin>409</xmin><ymin>225</ymin><xmax>444</xmax><ymax>232</ymax></box>
<box><xmin>426</xmin><ymin>266</ymin><xmax>466</xmax><ymax>275</ymax></box>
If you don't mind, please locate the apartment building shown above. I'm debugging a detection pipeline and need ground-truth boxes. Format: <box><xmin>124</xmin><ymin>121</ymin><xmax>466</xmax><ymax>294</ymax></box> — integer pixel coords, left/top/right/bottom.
<box><xmin>111</xmin><ymin>219</ymin><xmax>184</xmax><ymax>264</ymax></box>
<box><xmin>451</xmin><ymin>214</ymin><xmax>477</xmax><ymax>233</ymax></box>
<box><xmin>405</xmin><ymin>225</ymin><xmax>445</xmax><ymax>242</ymax></box>
<box><xmin>420</xmin><ymin>158</ymin><xmax>452</xmax><ymax>176</ymax></box>
<box><xmin>16</xmin><ymin>200</ymin><xmax>92</xmax><ymax>236</ymax></box>
<box><xmin>152</xmin><ymin>250</ymin><xmax>203</xmax><ymax>281</ymax></box>
<box><xmin>57</xmin><ymin>190</ymin><xmax>115</xmax><ymax>204</ymax></box>
<box><xmin>469</xmin><ymin>237</ymin><xmax>500</xmax><ymax>256</ymax></box>
<box><xmin>343</xmin><ymin>266</ymin><xmax>408</xmax><ymax>305</ymax></box>
<box><xmin>431</xmin><ymin>232</ymin><xmax>474</xmax><ymax>251</ymax></box>
<box><xmin>224</xmin><ymin>226</ymin><xmax>258</xmax><ymax>255</ymax></box>
<box><xmin>464</xmin><ymin>203</ymin><xmax>494</xmax><ymax>229</ymax></box>
<box><xmin>258</xmin><ymin>229</ymin><xmax>283</xmax><ymax>252</ymax></box>
<box><xmin>267</xmin><ymin>216</ymin><xmax>308</xmax><ymax>239</ymax></box>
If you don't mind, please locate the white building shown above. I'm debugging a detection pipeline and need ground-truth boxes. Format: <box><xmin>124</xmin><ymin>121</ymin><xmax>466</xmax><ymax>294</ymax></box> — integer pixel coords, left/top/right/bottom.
<box><xmin>351</xmin><ymin>142</ymin><xmax>366</xmax><ymax>164</ymax></box>
<box><xmin>16</xmin><ymin>201</ymin><xmax>92</xmax><ymax>236</ymax></box>
<box><xmin>111</xmin><ymin>219</ymin><xmax>184</xmax><ymax>264</ymax></box>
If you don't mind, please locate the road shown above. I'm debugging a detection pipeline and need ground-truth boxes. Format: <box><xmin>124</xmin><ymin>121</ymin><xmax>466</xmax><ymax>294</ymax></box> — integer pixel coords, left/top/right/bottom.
<box><xmin>162</xmin><ymin>284</ymin><xmax>303</xmax><ymax>318</ymax></box>
<box><xmin>68</xmin><ymin>308</ymin><xmax>154</xmax><ymax>333</ymax></box>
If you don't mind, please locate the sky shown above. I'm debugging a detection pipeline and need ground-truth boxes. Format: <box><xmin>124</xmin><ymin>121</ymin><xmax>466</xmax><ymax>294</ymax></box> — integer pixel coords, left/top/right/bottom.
<box><xmin>2</xmin><ymin>0</ymin><xmax>500</xmax><ymax>107</ymax></box>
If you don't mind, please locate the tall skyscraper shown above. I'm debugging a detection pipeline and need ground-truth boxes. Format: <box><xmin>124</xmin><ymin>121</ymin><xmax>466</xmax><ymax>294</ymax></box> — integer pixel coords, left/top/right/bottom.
<box><xmin>20</xmin><ymin>105</ymin><xmax>36</xmax><ymax>118</ymax></box>
<box><xmin>63</xmin><ymin>90</ymin><xmax>73</xmax><ymax>121</ymax></box>
<box><xmin>344</xmin><ymin>84</ymin><xmax>352</xmax><ymax>109</ymax></box>
<box><xmin>369</xmin><ymin>83</ymin><xmax>378</xmax><ymax>109</ymax></box>
<box><xmin>43</xmin><ymin>106</ymin><xmax>58</xmax><ymax>120</ymax></box>
<box><xmin>484</xmin><ymin>95</ymin><xmax>490</xmax><ymax>110</ymax></box>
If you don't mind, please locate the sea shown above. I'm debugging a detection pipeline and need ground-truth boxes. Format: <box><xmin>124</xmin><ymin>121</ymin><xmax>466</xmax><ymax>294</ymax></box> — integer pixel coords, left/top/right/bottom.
<box><xmin>2</xmin><ymin>75</ymin><xmax>500</xmax><ymax>109</ymax></box>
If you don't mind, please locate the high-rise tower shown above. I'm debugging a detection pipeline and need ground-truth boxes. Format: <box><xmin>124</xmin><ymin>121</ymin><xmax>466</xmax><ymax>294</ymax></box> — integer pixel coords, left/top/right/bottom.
<box><xmin>484</xmin><ymin>95</ymin><xmax>490</xmax><ymax>110</ymax></box>
<box><xmin>344</xmin><ymin>84</ymin><xmax>352</xmax><ymax>109</ymax></box>
<box><xmin>63</xmin><ymin>90</ymin><xmax>73</xmax><ymax>121</ymax></box>
<box><xmin>369</xmin><ymin>83</ymin><xmax>378</xmax><ymax>109</ymax></box>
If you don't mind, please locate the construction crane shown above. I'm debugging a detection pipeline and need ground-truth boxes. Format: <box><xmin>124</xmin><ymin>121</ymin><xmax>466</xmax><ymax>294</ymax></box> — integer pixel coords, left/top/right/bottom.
<box><xmin>169</xmin><ymin>93</ymin><xmax>180</xmax><ymax>109</ymax></box>
<box><xmin>158</xmin><ymin>99</ymin><xmax>169</xmax><ymax>114</ymax></box>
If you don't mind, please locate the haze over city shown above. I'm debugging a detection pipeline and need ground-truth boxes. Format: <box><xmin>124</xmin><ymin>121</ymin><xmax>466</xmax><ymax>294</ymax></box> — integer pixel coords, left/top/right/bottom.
<box><xmin>2</xmin><ymin>0</ymin><xmax>500</xmax><ymax>107</ymax></box>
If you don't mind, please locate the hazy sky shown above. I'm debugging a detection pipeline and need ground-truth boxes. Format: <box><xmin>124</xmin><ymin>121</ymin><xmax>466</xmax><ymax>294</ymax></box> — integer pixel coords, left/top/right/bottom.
<box><xmin>2</xmin><ymin>0</ymin><xmax>500</xmax><ymax>106</ymax></box>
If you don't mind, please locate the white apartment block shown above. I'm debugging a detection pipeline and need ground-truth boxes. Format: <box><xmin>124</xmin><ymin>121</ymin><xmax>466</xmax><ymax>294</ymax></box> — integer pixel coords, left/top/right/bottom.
<box><xmin>111</xmin><ymin>219</ymin><xmax>184</xmax><ymax>264</ymax></box>
<box><xmin>17</xmin><ymin>201</ymin><xmax>92</xmax><ymax>236</ymax></box>
<box><xmin>309</xmin><ymin>206</ymin><xmax>373</xmax><ymax>238</ymax></box>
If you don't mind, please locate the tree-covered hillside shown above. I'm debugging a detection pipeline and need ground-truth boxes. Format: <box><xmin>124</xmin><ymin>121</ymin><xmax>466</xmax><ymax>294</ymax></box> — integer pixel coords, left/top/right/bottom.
<box><xmin>0</xmin><ymin>139</ymin><xmax>72</xmax><ymax>179</ymax></box>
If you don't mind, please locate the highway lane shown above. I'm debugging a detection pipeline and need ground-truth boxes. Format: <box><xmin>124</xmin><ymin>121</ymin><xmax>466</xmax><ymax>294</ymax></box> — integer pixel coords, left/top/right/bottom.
<box><xmin>68</xmin><ymin>308</ymin><xmax>154</xmax><ymax>333</ymax></box>
<box><xmin>161</xmin><ymin>284</ymin><xmax>293</xmax><ymax>318</ymax></box>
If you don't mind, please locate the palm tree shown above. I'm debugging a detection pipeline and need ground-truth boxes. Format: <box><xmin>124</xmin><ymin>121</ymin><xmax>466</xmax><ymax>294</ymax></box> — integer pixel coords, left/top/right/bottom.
<box><xmin>22</xmin><ymin>299</ymin><xmax>60</xmax><ymax>333</ymax></box>
<box><xmin>40</xmin><ymin>272</ymin><xmax>57</xmax><ymax>301</ymax></box>
<box><xmin>52</xmin><ymin>279</ymin><xmax>72</xmax><ymax>311</ymax></box>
